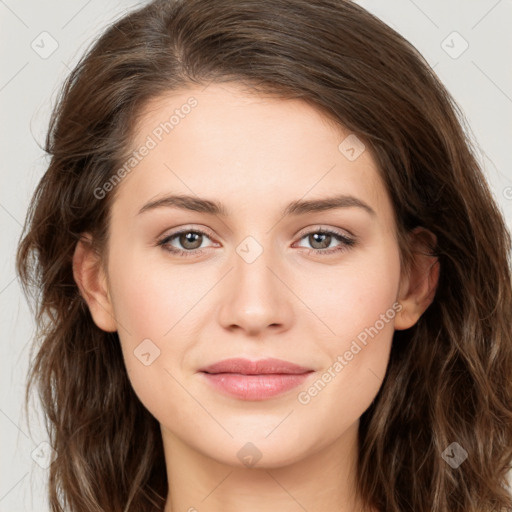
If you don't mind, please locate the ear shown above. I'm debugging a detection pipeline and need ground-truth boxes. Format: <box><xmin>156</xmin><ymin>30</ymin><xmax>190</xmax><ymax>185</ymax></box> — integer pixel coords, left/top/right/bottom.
<box><xmin>72</xmin><ymin>233</ymin><xmax>117</xmax><ymax>332</ymax></box>
<box><xmin>395</xmin><ymin>226</ymin><xmax>440</xmax><ymax>330</ymax></box>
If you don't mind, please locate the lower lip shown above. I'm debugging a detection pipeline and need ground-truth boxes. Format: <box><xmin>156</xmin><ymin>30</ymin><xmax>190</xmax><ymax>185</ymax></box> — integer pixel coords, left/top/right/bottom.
<box><xmin>200</xmin><ymin>372</ymin><xmax>313</xmax><ymax>400</ymax></box>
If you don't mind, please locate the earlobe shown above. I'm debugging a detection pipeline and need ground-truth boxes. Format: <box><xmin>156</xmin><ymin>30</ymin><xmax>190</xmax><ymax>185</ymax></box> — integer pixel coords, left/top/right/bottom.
<box><xmin>394</xmin><ymin>227</ymin><xmax>440</xmax><ymax>331</ymax></box>
<box><xmin>72</xmin><ymin>234</ymin><xmax>117</xmax><ymax>332</ymax></box>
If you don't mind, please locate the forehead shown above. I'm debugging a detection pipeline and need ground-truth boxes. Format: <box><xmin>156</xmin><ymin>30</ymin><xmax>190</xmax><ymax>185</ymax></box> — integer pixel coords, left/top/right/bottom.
<box><xmin>111</xmin><ymin>82</ymin><xmax>393</xmax><ymax>226</ymax></box>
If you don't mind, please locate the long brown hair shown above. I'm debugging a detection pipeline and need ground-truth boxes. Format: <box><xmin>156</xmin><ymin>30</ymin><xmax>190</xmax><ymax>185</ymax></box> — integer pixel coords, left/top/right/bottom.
<box><xmin>16</xmin><ymin>0</ymin><xmax>512</xmax><ymax>510</ymax></box>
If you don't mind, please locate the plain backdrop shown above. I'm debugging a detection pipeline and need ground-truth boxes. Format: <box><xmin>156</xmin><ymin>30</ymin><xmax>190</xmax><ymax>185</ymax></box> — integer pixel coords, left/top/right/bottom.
<box><xmin>1</xmin><ymin>1</ymin><xmax>511</xmax><ymax>510</ymax></box>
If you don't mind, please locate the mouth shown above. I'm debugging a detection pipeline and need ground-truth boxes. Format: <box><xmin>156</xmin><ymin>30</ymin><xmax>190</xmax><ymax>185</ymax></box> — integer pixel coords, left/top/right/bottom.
<box><xmin>198</xmin><ymin>357</ymin><xmax>315</xmax><ymax>400</ymax></box>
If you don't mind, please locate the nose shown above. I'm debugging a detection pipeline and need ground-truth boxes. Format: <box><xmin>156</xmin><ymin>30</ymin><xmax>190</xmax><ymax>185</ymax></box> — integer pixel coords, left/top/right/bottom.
<box><xmin>217</xmin><ymin>243</ymin><xmax>294</xmax><ymax>337</ymax></box>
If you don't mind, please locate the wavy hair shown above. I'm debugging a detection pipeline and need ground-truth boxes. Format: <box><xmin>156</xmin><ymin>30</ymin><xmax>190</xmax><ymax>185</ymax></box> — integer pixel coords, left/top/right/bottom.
<box><xmin>16</xmin><ymin>0</ymin><xmax>512</xmax><ymax>510</ymax></box>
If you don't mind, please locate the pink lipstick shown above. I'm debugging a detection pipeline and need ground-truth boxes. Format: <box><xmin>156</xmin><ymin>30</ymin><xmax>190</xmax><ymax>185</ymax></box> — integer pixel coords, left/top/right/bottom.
<box><xmin>198</xmin><ymin>357</ymin><xmax>314</xmax><ymax>400</ymax></box>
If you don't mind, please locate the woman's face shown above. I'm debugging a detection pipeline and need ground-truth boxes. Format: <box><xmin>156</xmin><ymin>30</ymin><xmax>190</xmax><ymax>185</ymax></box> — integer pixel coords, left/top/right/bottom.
<box><xmin>88</xmin><ymin>82</ymin><xmax>409</xmax><ymax>468</ymax></box>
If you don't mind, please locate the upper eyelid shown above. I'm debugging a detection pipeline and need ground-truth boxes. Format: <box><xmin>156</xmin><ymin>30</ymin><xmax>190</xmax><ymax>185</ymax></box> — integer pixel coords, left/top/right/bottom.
<box><xmin>160</xmin><ymin>225</ymin><xmax>216</xmax><ymax>240</ymax></box>
<box><xmin>295</xmin><ymin>225</ymin><xmax>354</xmax><ymax>239</ymax></box>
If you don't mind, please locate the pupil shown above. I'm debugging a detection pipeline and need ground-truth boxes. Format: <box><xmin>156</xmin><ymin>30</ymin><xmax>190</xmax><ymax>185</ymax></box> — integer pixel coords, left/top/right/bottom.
<box><xmin>311</xmin><ymin>233</ymin><xmax>331</xmax><ymax>249</ymax></box>
<box><xmin>181</xmin><ymin>232</ymin><xmax>201</xmax><ymax>249</ymax></box>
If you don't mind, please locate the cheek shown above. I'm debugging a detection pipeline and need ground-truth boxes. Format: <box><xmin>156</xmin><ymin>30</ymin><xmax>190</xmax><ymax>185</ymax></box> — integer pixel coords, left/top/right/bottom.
<box><xmin>106</xmin><ymin>245</ymin><xmax>220</xmax><ymax>423</ymax></box>
<box><xmin>294</xmin><ymin>240</ymin><xmax>401</xmax><ymax>411</ymax></box>
<box><xmin>109</xmin><ymin>266</ymin><xmax>192</xmax><ymax>425</ymax></box>
<box><xmin>297</xmin><ymin>238</ymin><xmax>401</xmax><ymax>345</ymax></box>
<box><xmin>107</xmin><ymin>242</ymin><xmax>206</xmax><ymax>340</ymax></box>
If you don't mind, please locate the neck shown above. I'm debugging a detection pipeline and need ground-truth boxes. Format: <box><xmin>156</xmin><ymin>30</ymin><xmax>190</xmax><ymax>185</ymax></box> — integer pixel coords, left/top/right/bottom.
<box><xmin>161</xmin><ymin>420</ymin><xmax>374</xmax><ymax>512</ymax></box>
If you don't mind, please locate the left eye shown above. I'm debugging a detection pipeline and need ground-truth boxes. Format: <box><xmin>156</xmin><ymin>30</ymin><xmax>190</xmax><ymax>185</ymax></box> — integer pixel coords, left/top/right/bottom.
<box><xmin>294</xmin><ymin>229</ymin><xmax>356</xmax><ymax>254</ymax></box>
<box><xmin>158</xmin><ymin>229</ymin><xmax>214</xmax><ymax>255</ymax></box>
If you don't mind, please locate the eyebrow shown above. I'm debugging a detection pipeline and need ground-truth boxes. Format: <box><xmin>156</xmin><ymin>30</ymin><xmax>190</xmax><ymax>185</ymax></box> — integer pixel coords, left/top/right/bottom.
<box><xmin>137</xmin><ymin>193</ymin><xmax>376</xmax><ymax>217</ymax></box>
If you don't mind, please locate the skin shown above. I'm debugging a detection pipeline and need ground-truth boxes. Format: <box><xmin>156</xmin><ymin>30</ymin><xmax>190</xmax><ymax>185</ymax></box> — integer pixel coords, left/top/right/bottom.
<box><xmin>73</xmin><ymin>82</ymin><xmax>439</xmax><ymax>512</ymax></box>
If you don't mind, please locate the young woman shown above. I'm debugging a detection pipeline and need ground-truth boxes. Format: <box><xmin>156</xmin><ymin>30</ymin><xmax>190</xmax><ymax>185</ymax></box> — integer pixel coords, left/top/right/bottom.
<box><xmin>16</xmin><ymin>0</ymin><xmax>512</xmax><ymax>511</ymax></box>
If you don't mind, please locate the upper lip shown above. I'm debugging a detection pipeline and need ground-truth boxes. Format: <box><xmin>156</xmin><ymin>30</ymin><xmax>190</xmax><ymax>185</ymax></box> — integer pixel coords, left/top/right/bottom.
<box><xmin>199</xmin><ymin>357</ymin><xmax>313</xmax><ymax>375</ymax></box>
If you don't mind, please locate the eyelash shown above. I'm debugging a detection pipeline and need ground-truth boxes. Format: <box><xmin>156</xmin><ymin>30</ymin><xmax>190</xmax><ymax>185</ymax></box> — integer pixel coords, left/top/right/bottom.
<box><xmin>157</xmin><ymin>227</ymin><xmax>356</xmax><ymax>258</ymax></box>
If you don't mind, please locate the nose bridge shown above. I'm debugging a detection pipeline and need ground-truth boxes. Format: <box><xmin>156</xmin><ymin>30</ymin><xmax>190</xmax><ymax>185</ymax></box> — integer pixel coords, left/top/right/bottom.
<box><xmin>217</xmin><ymin>233</ymin><xmax>292</xmax><ymax>333</ymax></box>
<box><xmin>235</xmin><ymin>237</ymin><xmax>275</xmax><ymax>293</ymax></box>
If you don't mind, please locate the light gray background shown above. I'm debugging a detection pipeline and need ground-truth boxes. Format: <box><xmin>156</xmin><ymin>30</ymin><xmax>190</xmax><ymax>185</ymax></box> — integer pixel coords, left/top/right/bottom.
<box><xmin>1</xmin><ymin>1</ymin><xmax>511</xmax><ymax>510</ymax></box>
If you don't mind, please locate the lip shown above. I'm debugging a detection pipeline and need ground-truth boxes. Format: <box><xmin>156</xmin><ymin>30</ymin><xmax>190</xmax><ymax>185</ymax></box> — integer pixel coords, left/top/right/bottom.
<box><xmin>198</xmin><ymin>357</ymin><xmax>315</xmax><ymax>401</ymax></box>
<box><xmin>199</xmin><ymin>357</ymin><xmax>313</xmax><ymax>375</ymax></box>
